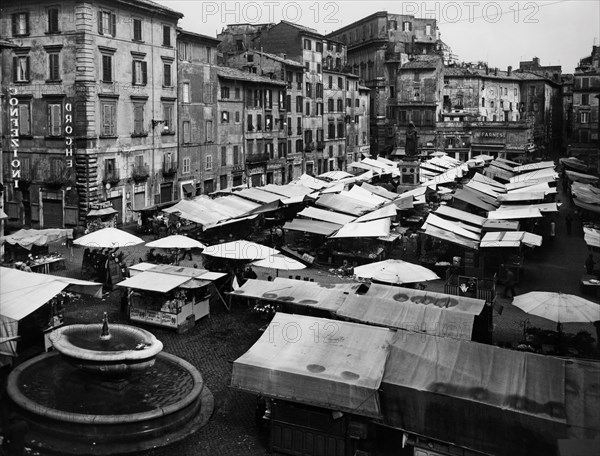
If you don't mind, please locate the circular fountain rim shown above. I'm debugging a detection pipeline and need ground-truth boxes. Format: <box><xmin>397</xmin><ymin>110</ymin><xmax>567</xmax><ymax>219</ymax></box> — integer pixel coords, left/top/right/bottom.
<box><xmin>50</xmin><ymin>324</ymin><xmax>163</xmax><ymax>361</ymax></box>
<box><xmin>7</xmin><ymin>351</ymin><xmax>203</xmax><ymax>424</ymax></box>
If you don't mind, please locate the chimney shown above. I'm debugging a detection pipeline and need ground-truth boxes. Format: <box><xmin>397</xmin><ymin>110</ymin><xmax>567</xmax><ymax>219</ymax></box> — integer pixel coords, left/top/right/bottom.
<box><xmin>283</xmin><ymin>53</ymin><xmax>286</xmax><ymax>60</ymax></box>
<box><xmin>508</xmin><ymin>65</ymin><xmax>512</xmax><ymax>76</ymax></box>
<box><xmin>485</xmin><ymin>66</ymin><xmax>489</xmax><ymax>75</ymax></box>
<box><xmin>494</xmin><ymin>67</ymin><xmax>498</xmax><ymax>76</ymax></box>
<box><xmin>533</xmin><ymin>57</ymin><xmax>540</xmax><ymax>66</ymax></box>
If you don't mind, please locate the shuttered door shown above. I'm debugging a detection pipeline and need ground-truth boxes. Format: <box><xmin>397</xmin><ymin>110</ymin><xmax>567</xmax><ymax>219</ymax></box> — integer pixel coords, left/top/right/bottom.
<box><xmin>134</xmin><ymin>191</ymin><xmax>145</xmax><ymax>210</ymax></box>
<box><xmin>160</xmin><ymin>183</ymin><xmax>173</xmax><ymax>203</ymax></box>
<box><xmin>108</xmin><ymin>196</ymin><xmax>123</xmax><ymax>225</ymax></box>
<box><xmin>43</xmin><ymin>200</ymin><xmax>63</xmax><ymax>228</ymax></box>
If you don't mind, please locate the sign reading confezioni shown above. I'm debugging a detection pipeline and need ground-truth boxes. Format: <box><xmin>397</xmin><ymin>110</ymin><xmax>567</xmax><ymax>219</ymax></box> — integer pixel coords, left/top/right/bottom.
<box><xmin>8</xmin><ymin>88</ymin><xmax>20</xmax><ymax>187</ymax></box>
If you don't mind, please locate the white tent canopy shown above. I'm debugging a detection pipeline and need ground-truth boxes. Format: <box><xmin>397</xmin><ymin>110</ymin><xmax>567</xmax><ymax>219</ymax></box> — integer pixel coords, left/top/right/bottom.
<box><xmin>331</xmin><ymin>218</ymin><xmax>391</xmax><ymax>238</ymax></box>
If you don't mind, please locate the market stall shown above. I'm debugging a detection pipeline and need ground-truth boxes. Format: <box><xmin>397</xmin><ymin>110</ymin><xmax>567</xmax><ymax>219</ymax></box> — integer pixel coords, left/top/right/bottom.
<box><xmin>0</xmin><ymin>228</ymin><xmax>72</xmax><ymax>264</ymax></box>
<box><xmin>118</xmin><ymin>263</ymin><xmax>226</xmax><ymax>332</ymax></box>
<box><xmin>86</xmin><ymin>202</ymin><xmax>117</xmax><ymax>232</ymax></box>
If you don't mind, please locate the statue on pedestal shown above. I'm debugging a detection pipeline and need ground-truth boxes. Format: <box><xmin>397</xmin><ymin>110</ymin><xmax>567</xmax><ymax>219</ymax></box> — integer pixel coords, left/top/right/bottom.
<box><xmin>405</xmin><ymin>121</ymin><xmax>418</xmax><ymax>156</ymax></box>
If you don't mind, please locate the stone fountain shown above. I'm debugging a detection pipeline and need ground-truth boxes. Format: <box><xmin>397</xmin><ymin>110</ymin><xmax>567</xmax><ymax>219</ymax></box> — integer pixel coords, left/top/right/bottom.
<box><xmin>6</xmin><ymin>314</ymin><xmax>213</xmax><ymax>455</ymax></box>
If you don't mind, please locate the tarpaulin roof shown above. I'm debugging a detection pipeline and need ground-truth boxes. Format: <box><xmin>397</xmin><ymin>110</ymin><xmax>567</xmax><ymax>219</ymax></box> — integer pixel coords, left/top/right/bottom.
<box><xmin>498</xmin><ymin>202</ymin><xmax>559</xmax><ymax>214</ymax></box>
<box><xmin>505</xmin><ymin>176</ymin><xmax>557</xmax><ymax>190</ymax></box>
<box><xmin>283</xmin><ymin>218</ymin><xmax>341</xmax><ymax>236</ymax></box>
<box><xmin>381</xmin><ymin>332</ymin><xmax>568</xmax><ymax>456</ymax></box>
<box><xmin>513</xmin><ymin>161</ymin><xmax>556</xmax><ymax>173</ymax></box>
<box><xmin>349</xmin><ymin>161</ymin><xmax>377</xmax><ymax>172</ymax></box>
<box><xmin>262</xmin><ymin>183</ymin><xmax>315</xmax><ymax>198</ymax></box>
<box><xmin>471</xmin><ymin>172</ymin><xmax>506</xmax><ymax>190</ymax></box>
<box><xmin>480</xmin><ymin>231</ymin><xmax>543</xmax><ymax>248</ymax></box>
<box><xmin>572</xmin><ymin>182</ymin><xmax>600</xmax><ymax>206</ymax></box>
<box><xmin>583</xmin><ymin>226</ymin><xmax>600</xmax><ymax>249</ymax></box>
<box><xmin>228</xmin><ymin>278</ymin><xmax>359</xmax><ymax>312</ymax></box>
<box><xmin>423</xmin><ymin>214</ymin><xmax>481</xmax><ymax>241</ymax></box>
<box><xmin>360</xmin><ymin>182</ymin><xmax>401</xmax><ymax>200</ymax></box>
<box><xmin>435</xmin><ymin>205</ymin><xmax>486</xmax><ymax>227</ymax></box>
<box><xmin>87</xmin><ymin>207</ymin><xmax>117</xmax><ymax>217</ymax></box>
<box><xmin>423</xmin><ymin>224</ymin><xmax>480</xmax><ymax>250</ymax></box>
<box><xmin>163</xmin><ymin>195</ymin><xmax>258</xmax><ymax>227</ymax></box>
<box><xmin>453</xmin><ymin>188</ymin><xmax>499</xmax><ymax>212</ymax></box>
<box><xmin>465</xmin><ymin>180</ymin><xmax>504</xmax><ymax>198</ymax></box>
<box><xmin>509</xmin><ymin>167</ymin><xmax>558</xmax><ymax>183</ymax></box>
<box><xmin>320</xmin><ymin>182</ymin><xmax>345</xmax><ymax>194</ymax></box>
<box><xmin>498</xmin><ymin>192</ymin><xmax>546</xmax><ymax>202</ymax></box>
<box><xmin>117</xmin><ymin>271</ymin><xmax>190</xmax><ymax>293</ymax></box>
<box><xmin>346</xmin><ymin>185</ymin><xmax>390</xmax><ymax>206</ymax></box>
<box><xmin>337</xmin><ymin>287</ymin><xmax>484</xmax><ymax>340</ymax></box>
<box><xmin>487</xmin><ymin>206</ymin><xmax>543</xmax><ymax>220</ymax></box>
<box><xmin>297</xmin><ymin>206</ymin><xmax>356</xmax><ymax>225</ymax></box>
<box><xmin>294</xmin><ymin>174</ymin><xmax>330</xmax><ymax>190</ymax></box>
<box><xmin>315</xmin><ymin>193</ymin><xmax>374</xmax><ymax>216</ymax></box>
<box><xmin>130</xmin><ymin>263</ymin><xmax>226</xmax><ymax>281</ymax></box>
<box><xmin>330</xmin><ymin>218</ymin><xmax>391</xmax><ymax>238</ymax></box>
<box><xmin>354</xmin><ymin>204</ymin><xmax>398</xmax><ymax>223</ymax></box>
<box><xmin>485</xmin><ymin>164</ymin><xmax>515</xmax><ymax>182</ymax></box>
<box><xmin>318</xmin><ymin>170</ymin><xmax>354</xmax><ymax>181</ymax></box>
<box><xmin>394</xmin><ymin>195</ymin><xmax>415</xmax><ymax>210</ymax></box>
<box><xmin>1</xmin><ymin>228</ymin><xmax>73</xmax><ymax>250</ymax></box>
<box><xmin>420</xmin><ymin>165</ymin><xmax>466</xmax><ymax>186</ymax></box>
<box><xmin>565</xmin><ymin>170</ymin><xmax>599</xmax><ymax>184</ymax></box>
<box><xmin>482</xmin><ymin>219</ymin><xmax>520</xmax><ymax>231</ymax></box>
<box><xmin>233</xmin><ymin>187</ymin><xmax>282</xmax><ymax>203</ymax></box>
<box><xmin>0</xmin><ymin>267</ymin><xmax>102</xmax><ymax>321</ymax></box>
<box><xmin>231</xmin><ymin>313</ymin><xmax>393</xmax><ymax>418</ymax></box>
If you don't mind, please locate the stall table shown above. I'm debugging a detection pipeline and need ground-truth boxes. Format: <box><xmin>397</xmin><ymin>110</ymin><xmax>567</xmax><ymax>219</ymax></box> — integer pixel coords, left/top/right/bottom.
<box><xmin>29</xmin><ymin>256</ymin><xmax>66</xmax><ymax>274</ymax></box>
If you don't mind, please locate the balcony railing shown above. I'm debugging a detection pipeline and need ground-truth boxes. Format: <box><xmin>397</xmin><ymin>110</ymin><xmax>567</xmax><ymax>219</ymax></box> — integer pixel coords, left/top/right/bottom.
<box><xmin>162</xmin><ymin>165</ymin><xmax>177</xmax><ymax>178</ymax></box>
<box><xmin>131</xmin><ymin>164</ymin><xmax>149</xmax><ymax>182</ymax></box>
<box><xmin>246</xmin><ymin>153</ymin><xmax>270</xmax><ymax>164</ymax></box>
<box><xmin>102</xmin><ymin>171</ymin><xmax>120</xmax><ymax>186</ymax></box>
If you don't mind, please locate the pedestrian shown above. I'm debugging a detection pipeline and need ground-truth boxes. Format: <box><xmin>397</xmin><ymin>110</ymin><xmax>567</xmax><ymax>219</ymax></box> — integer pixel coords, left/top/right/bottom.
<box><xmin>503</xmin><ymin>267</ymin><xmax>516</xmax><ymax>299</ymax></box>
<box><xmin>585</xmin><ymin>254</ymin><xmax>596</xmax><ymax>275</ymax></box>
<box><xmin>549</xmin><ymin>220</ymin><xmax>556</xmax><ymax>244</ymax></box>
<box><xmin>565</xmin><ymin>213</ymin><xmax>573</xmax><ymax>235</ymax></box>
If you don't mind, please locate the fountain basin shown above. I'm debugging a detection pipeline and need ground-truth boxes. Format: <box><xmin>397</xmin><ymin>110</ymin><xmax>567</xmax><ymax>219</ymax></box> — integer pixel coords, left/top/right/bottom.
<box><xmin>50</xmin><ymin>323</ymin><xmax>163</xmax><ymax>376</ymax></box>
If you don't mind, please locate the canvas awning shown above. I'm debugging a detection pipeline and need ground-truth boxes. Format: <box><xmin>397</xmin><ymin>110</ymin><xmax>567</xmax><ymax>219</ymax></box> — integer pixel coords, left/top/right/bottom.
<box><xmin>435</xmin><ymin>205</ymin><xmax>486</xmax><ymax>227</ymax></box>
<box><xmin>1</xmin><ymin>228</ymin><xmax>73</xmax><ymax>250</ymax></box>
<box><xmin>583</xmin><ymin>226</ymin><xmax>600</xmax><ymax>249</ymax></box>
<box><xmin>87</xmin><ymin>207</ymin><xmax>118</xmax><ymax>217</ymax></box>
<box><xmin>480</xmin><ymin>231</ymin><xmax>543</xmax><ymax>248</ymax></box>
<box><xmin>331</xmin><ymin>218</ymin><xmax>391</xmax><ymax>238</ymax></box>
<box><xmin>513</xmin><ymin>161</ymin><xmax>556</xmax><ymax>173</ymax></box>
<box><xmin>346</xmin><ymin>185</ymin><xmax>390</xmax><ymax>206</ymax></box>
<box><xmin>231</xmin><ymin>313</ymin><xmax>393</xmax><ymax>418</ymax></box>
<box><xmin>487</xmin><ymin>207</ymin><xmax>543</xmax><ymax>220</ymax></box>
<box><xmin>498</xmin><ymin>203</ymin><xmax>559</xmax><ymax>214</ymax></box>
<box><xmin>453</xmin><ymin>189</ymin><xmax>498</xmax><ymax>212</ymax></box>
<box><xmin>471</xmin><ymin>172</ymin><xmax>506</xmax><ymax>190</ymax></box>
<box><xmin>315</xmin><ymin>193</ymin><xmax>374</xmax><ymax>216</ymax></box>
<box><xmin>423</xmin><ymin>224</ymin><xmax>479</xmax><ymax>250</ymax></box>
<box><xmin>233</xmin><ymin>188</ymin><xmax>282</xmax><ymax>204</ymax></box>
<box><xmin>509</xmin><ymin>167</ymin><xmax>558</xmax><ymax>183</ymax></box>
<box><xmin>354</xmin><ymin>204</ymin><xmax>398</xmax><ymax>223</ymax></box>
<box><xmin>465</xmin><ymin>180</ymin><xmax>504</xmax><ymax>198</ymax></box>
<box><xmin>182</xmin><ymin>183</ymin><xmax>195</xmax><ymax>195</ymax></box>
<box><xmin>204</xmin><ymin>214</ymin><xmax>259</xmax><ymax>230</ymax></box>
<box><xmin>482</xmin><ymin>219</ymin><xmax>520</xmax><ymax>231</ymax></box>
<box><xmin>294</xmin><ymin>174</ymin><xmax>330</xmax><ymax>190</ymax></box>
<box><xmin>360</xmin><ymin>182</ymin><xmax>401</xmax><ymax>200</ymax></box>
<box><xmin>423</xmin><ymin>214</ymin><xmax>481</xmax><ymax>242</ymax></box>
<box><xmin>497</xmin><ymin>192</ymin><xmax>546</xmax><ymax>203</ymax></box>
<box><xmin>381</xmin><ymin>331</ymin><xmax>568</xmax><ymax>456</ymax></box>
<box><xmin>505</xmin><ymin>177</ymin><xmax>557</xmax><ymax>191</ymax></box>
<box><xmin>297</xmin><ymin>207</ymin><xmax>356</xmax><ymax>225</ymax></box>
<box><xmin>130</xmin><ymin>263</ymin><xmax>227</xmax><ymax>282</ymax></box>
<box><xmin>117</xmin><ymin>271</ymin><xmax>190</xmax><ymax>293</ymax></box>
<box><xmin>283</xmin><ymin>219</ymin><xmax>341</xmax><ymax>236</ymax></box>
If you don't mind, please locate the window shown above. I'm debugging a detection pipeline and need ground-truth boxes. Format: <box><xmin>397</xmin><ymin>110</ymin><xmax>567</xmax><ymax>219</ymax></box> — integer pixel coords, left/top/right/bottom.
<box><xmin>12</xmin><ymin>13</ymin><xmax>30</xmax><ymax>36</ymax></box>
<box><xmin>305</xmin><ymin>62</ymin><xmax>310</xmax><ymax>72</ymax></box>
<box><xmin>278</xmin><ymin>141</ymin><xmax>286</xmax><ymax>158</ymax></box>
<box><xmin>13</xmin><ymin>55</ymin><xmax>30</xmax><ymax>82</ymax></box>
<box><xmin>235</xmin><ymin>111</ymin><xmax>240</xmax><ymax>123</ymax></box>
<box><xmin>338</xmin><ymin>77</ymin><xmax>342</xmax><ymax>89</ymax></box>
<box><xmin>316</xmin><ymin>83</ymin><xmax>323</xmax><ymax>98</ymax></box>
<box><xmin>296</xmin><ymin>96</ymin><xmax>303</xmax><ymax>113</ymax></box>
<box><xmin>317</xmin><ymin>63</ymin><xmax>321</xmax><ymax>73</ymax></box>
<box><xmin>306</xmin><ymin>82</ymin><xmax>312</xmax><ymax>98</ymax></box>
<box><xmin>328</xmin><ymin>122</ymin><xmax>335</xmax><ymax>139</ymax></box>
<box><xmin>205</xmin><ymin>155</ymin><xmax>212</xmax><ymax>171</ymax></box>
<box><xmin>305</xmin><ymin>101</ymin><xmax>310</xmax><ymax>116</ymax></box>
<box><xmin>247</xmin><ymin>140</ymin><xmax>254</xmax><ymax>156</ymax></box>
<box><xmin>337</xmin><ymin>123</ymin><xmax>344</xmax><ymax>138</ymax></box>
<box><xmin>98</xmin><ymin>10</ymin><xmax>116</xmax><ymax>36</ymax></box>
<box><xmin>403</xmin><ymin>21</ymin><xmax>411</xmax><ymax>32</ymax></box>
<box><xmin>48</xmin><ymin>8</ymin><xmax>60</xmax><ymax>34</ymax></box>
<box><xmin>163</xmin><ymin>25</ymin><xmax>171</xmax><ymax>47</ymax></box>
<box><xmin>133</xmin><ymin>103</ymin><xmax>145</xmax><ymax>135</ymax></box>
<box><xmin>101</xmin><ymin>54</ymin><xmax>113</xmax><ymax>82</ymax></box>
<box><xmin>582</xmin><ymin>94</ymin><xmax>590</xmax><ymax>105</ymax></box>
<box><xmin>355</xmin><ymin>99</ymin><xmax>360</xmax><ymax>107</ymax></box>
<box><xmin>247</xmin><ymin>114</ymin><xmax>254</xmax><ymax>131</ymax></box>
<box><xmin>256</xmin><ymin>114</ymin><xmax>262</xmax><ymax>130</ymax></box>
<box><xmin>220</xmin><ymin>175</ymin><xmax>228</xmax><ymax>189</ymax></box>
<box><xmin>266</xmin><ymin>115</ymin><xmax>273</xmax><ymax>131</ymax></box>
<box><xmin>46</xmin><ymin>103</ymin><xmax>62</xmax><ymax>137</ymax></box>
<box><xmin>328</xmin><ymin>98</ymin><xmax>334</xmax><ymax>112</ymax></box>
<box><xmin>297</xmin><ymin>117</ymin><xmax>302</xmax><ymax>135</ymax></box>
<box><xmin>221</xmin><ymin>86</ymin><xmax>230</xmax><ymax>99</ymax></box>
<box><xmin>233</xmin><ymin>146</ymin><xmax>240</xmax><ymax>165</ymax></box>
<box><xmin>183</xmin><ymin>157</ymin><xmax>191</xmax><ymax>174</ymax></box>
<box><xmin>514</xmin><ymin>88</ymin><xmax>518</xmax><ymax>96</ymax></box>
<box><xmin>133</xmin><ymin>18</ymin><xmax>142</xmax><ymax>41</ymax></box>
<box><xmin>163</xmin><ymin>62</ymin><xmax>172</xmax><ymax>86</ymax></box>
<box><xmin>132</xmin><ymin>60</ymin><xmax>148</xmax><ymax>85</ymax></box>
<box><xmin>304</xmin><ymin>39</ymin><xmax>312</xmax><ymax>50</ymax></box>
<box><xmin>163</xmin><ymin>104</ymin><xmax>174</xmax><ymax>132</ymax></box>
<box><xmin>182</xmin><ymin>121</ymin><xmax>191</xmax><ymax>143</ymax></box>
<box><xmin>328</xmin><ymin>76</ymin><xmax>333</xmax><ymax>89</ymax></box>
<box><xmin>101</xmin><ymin>102</ymin><xmax>116</xmax><ymax>136</ymax></box>
<box><xmin>206</xmin><ymin>46</ymin><xmax>212</xmax><ymax>64</ymax></box>
<box><xmin>221</xmin><ymin>111</ymin><xmax>229</xmax><ymax>123</ymax></box>
<box><xmin>580</xmin><ymin>112</ymin><xmax>589</xmax><ymax>124</ymax></box>
<box><xmin>221</xmin><ymin>147</ymin><xmax>227</xmax><ymax>166</ymax></box>
<box><xmin>182</xmin><ymin>82</ymin><xmax>190</xmax><ymax>102</ymax></box>
<box><xmin>581</xmin><ymin>77</ymin><xmax>590</xmax><ymax>89</ymax></box>
<box><xmin>316</xmin><ymin>42</ymin><xmax>323</xmax><ymax>52</ymax></box>
<box><xmin>205</xmin><ymin>120</ymin><xmax>213</xmax><ymax>142</ymax></box>
<box><xmin>178</xmin><ymin>41</ymin><xmax>191</xmax><ymax>61</ymax></box>
<box><xmin>19</xmin><ymin>103</ymin><xmax>31</xmax><ymax>136</ymax></box>
<box><xmin>580</xmin><ymin>130</ymin><xmax>589</xmax><ymax>143</ymax></box>
<box><xmin>390</xmin><ymin>86</ymin><xmax>395</xmax><ymax>98</ymax></box>
<box><xmin>481</xmin><ymin>97</ymin><xmax>485</xmax><ymax>108</ymax></box>
<box><xmin>337</xmin><ymin>99</ymin><xmax>343</xmax><ymax>112</ymax></box>
<box><xmin>235</xmin><ymin>87</ymin><xmax>240</xmax><ymax>99</ymax></box>
<box><xmin>346</xmin><ymin>98</ymin><xmax>351</xmax><ymax>107</ymax></box>
<box><xmin>425</xmin><ymin>24</ymin><xmax>431</xmax><ymax>35</ymax></box>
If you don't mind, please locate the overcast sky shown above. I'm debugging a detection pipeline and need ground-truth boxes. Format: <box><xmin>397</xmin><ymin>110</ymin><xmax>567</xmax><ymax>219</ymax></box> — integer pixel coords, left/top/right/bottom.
<box><xmin>159</xmin><ymin>0</ymin><xmax>599</xmax><ymax>73</ymax></box>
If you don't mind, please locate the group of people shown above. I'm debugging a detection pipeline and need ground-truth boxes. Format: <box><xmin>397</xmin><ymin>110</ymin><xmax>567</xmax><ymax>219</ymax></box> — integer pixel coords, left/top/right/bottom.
<box><xmin>82</xmin><ymin>248</ymin><xmax>129</xmax><ymax>286</ymax></box>
<box><xmin>151</xmin><ymin>215</ymin><xmax>181</xmax><ymax>240</ymax></box>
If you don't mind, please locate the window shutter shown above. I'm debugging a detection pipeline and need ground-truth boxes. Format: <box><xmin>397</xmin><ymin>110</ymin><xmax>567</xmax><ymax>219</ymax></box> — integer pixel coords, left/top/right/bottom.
<box><xmin>19</xmin><ymin>105</ymin><xmax>31</xmax><ymax>135</ymax></box>
<box><xmin>12</xmin><ymin>15</ymin><xmax>17</xmax><ymax>36</ymax></box>
<box><xmin>52</xmin><ymin>55</ymin><xmax>59</xmax><ymax>80</ymax></box>
<box><xmin>25</xmin><ymin>56</ymin><xmax>30</xmax><ymax>81</ymax></box>
<box><xmin>98</xmin><ymin>11</ymin><xmax>103</xmax><ymax>34</ymax></box>
<box><xmin>132</xmin><ymin>61</ymin><xmax>136</xmax><ymax>84</ymax></box>
<box><xmin>53</xmin><ymin>104</ymin><xmax>62</xmax><ymax>136</ymax></box>
<box><xmin>13</xmin><ymin>57</ymin><xmax>17</xmax><ymax>81</ymax></box>
<box><xmin>111</xmin><ymin>13</ymin><xmax>116</xmax><ymax>36</ymax></box>
<box><xmin>141</xmin><ymin>61</ymin><xmax>147</xmax><ymax>84</ymax></box>
<box><xmin>25</xmin><ymin>13</ymin><xmax>30</xmax><ymax>34</ymax></box>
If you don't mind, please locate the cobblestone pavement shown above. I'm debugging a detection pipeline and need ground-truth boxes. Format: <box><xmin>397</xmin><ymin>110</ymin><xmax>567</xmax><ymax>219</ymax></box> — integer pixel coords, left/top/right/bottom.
<box><xmin>5</xmin><ymin>177</ymin><xmax>599</xmax><ymax>455</ymax></box>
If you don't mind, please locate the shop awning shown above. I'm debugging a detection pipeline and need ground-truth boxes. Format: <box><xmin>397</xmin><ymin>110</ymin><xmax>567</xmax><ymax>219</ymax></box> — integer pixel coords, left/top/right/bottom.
<box><xmin>231</xmin><ymin>313</ymin><xmax>393</xmax><ymax>418</ymax></box>
<box><xmin>487</xmin><ymin>207</ymin><xmax>543</xmax><ymax>220</ymax></box>
<box><xmin>297</xmin><ymin>207</ymin><xmax>356</xmax><ymax>225</ymax></box>
<box><xmin>354</xmin><ymin>204</ymin><xmax>398</xmax><ymax>223</ymax></box>
<box><xmin>498</xmin><ymin>203</ymin><xmax>559</xmax><ymax>214</ymax></box>
<box><xmin>394</xmin><ymin>195</ymin><xmax>415</xmax><ymax>210</ymax></box>
<box><xmin>381</xmin><ymin>332</ymin><xmax>568</xmax><ymax>456</ymax></box>
<box><xmin>129</xmin><ymin>263</ymin><xmax>227</xmax><ymax>282</ymax></box>
<box><xmin>509</xmin><ymin>167</ymin><xmax>558</xmax><ymax>183</ymax></box>
<box><xmin>583</xmin><ymin>226</ymin><xmax>600</xmax><ymax>248</ymax></box>
<box><xmin>465</xmin><ymin>181</ymin><xmax>504</xmax><ymax>198</ymax></box>
<box><xmin>234</xmin><ymin>187</ymin><xmax>282</xmax><ymax>204</ymax></box>
<box><xmin>360</xmin><ymin>182</ymin><xmax>401</xmax><ymax>200</ymax></box>
<box><xmin>205</xmin><ymin>214</ymin><xmax>259</xmax><ymax>230</ymax></box>
<box><xmin>262</xmin><ymin>183</ymin><xmax>315</xmax><ymax>199</ymax></box>
<box><xmin>497</xmin><ymin>192</ymin><xmax>546</xmax><ymax>203</ymax></box>
<box><xmin>117</xmin><ymin>271</ymin><xmax>190</xmax><ymax>293</ymax></box>
<box><xmin>315</xmin><ymin>193</ymin><xmax>374</xmax><ymax>216</ymax></box>
<box><xmin>513</xmin><ymin>161</ymin><xmax>556</xmax><ymax>173</ymax></box>
<box><xmin>330</xmin><ymin>218</ymin><xmax>391</xmax><ymax>238</ymax></box>
<box><xmin>87</xmin><ymin>207</ymin><xmax>117</xmax><ymax>217</ymax></box>
<box><xmin>482</xmin><ymin>219</ymin><xmax>520</xmax><ymax>231</ymax></box>
<box><xmin>1</xmin><ymin>228</ymin><xmax>73</xmax><ymax>250</ymax></box>
<box><xmin>453</xmin><ymin>189</ymin><xmax>498</xmax><ymax>212</ymax></box>
<box><xmin>471</xmin><ymin>172</ymin><xmax>506</xmax><ymax>190</ymax></box>
<box><xmin>505</xmin><ymin>177</ymin><xmax>557</xmax><ymax>191</ymax></box>
<box><xmin>435</xmin><ymin>205</ymin><xmax>486</xmax><ymax>227</ymax></box>
<box><xmin>423</xmin><ymin>224</ymin><xmax>479</xmax><ymax>250</ymax></box>
<box><xmin>182</xmin><ymin>183</ymin><xmax>195</xmax><ymax>195</ymax></box>
<box><xmin>283</xmin><ymin>218</ymin><xmax>341</xmax><ymax>236</ymax></box>
<box><xmin>346</xmin><ymin>185</ymin><xmax>390</xmax><ymax>206</ymax></box>
<box><xmin>480</xmin><ymin>231</ymin><xmax>543</xmax><ymax>248</ymax></box>
<box><xmin>423</xmin><ymin>214</ymin><xmax>480</xmax><ymax>241</ymax></box>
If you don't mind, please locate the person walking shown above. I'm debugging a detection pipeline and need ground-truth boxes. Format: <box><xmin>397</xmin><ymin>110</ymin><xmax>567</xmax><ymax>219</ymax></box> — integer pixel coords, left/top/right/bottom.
<box><xmin>503</xmin><ymin>268</ymin><xmax>516</xmax><ymax>299</ymax></box>
<box><xmin>565</xmin><ymin>213</ymin><xmax>573</xmax><ymax>235</ymax></box>
<box><xmin>549</xmin><ymin>220</ymin><xmax>556</xmax><ymax>244</ymax></box>
<box><xmin>585</xmin><ymin>254</ymin><xmax>596</xmax><ymax>275</ymax></box>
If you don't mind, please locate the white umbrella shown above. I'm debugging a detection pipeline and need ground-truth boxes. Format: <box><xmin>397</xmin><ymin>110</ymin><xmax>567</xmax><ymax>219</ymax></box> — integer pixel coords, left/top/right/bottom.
<box><xmin>73</xmin><ymin>228</ymin><xmax>144</xmax><ymax>248</ymax></box>
<box><xmin>512</xmin><ymin>292</ymin><xmax>600</xmax><ymax>324</ymax></box>
<box><xmin>202</xmin><ymin>240</ymin><xmax>279</xmax><ymax>260</ymax></box>
<box><xmin>252</xmin><ymin>254</ymin><xmax>306</xmax><ymax>276</ymax></box>
<box><xmin>354</xmin><ymin>259</ymin><xmax>440</xmax><ymax>285</ymax></box>
<box><xmin>146</xmin><ymin>235</ymin><xmax>206</xmax><ymax>249</ymax></box>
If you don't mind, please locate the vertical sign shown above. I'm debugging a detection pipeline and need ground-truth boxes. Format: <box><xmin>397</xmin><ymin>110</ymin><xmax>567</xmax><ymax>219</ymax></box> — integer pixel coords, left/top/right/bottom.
<box><xmin>8</xmin><ymin>88</ymin><xmax>20</xmax><ymax>187</ymax></box>
<box><xmin>65</xmin><ymin>103</ymin><xmax>73</xmax><ymax>168</ymax></box>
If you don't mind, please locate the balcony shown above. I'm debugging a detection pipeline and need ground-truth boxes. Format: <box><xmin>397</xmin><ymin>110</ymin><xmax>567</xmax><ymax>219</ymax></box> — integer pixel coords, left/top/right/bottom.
<box><xmin>102</xmin><ymin>171</ymin><xmax>120</xmax><ymax>187</ymax></box>
<box><xmin>162</xmin><ymin>164</ymin><xmax>177</xmax><ymax>179</ymax></box>
<box><xmin>246</xmin><ymin>153</ymin><xmax>270</xmax><ymax>164</ymax></box>
<box><xmin>316</xmin><ymin>141</ymin><xmax>325</xmax><ymax>151</ymax></box>
<box><xmin>304</xmin><ymin>142</ymin><xmax>315</xmax><ymax>152</ymax></box>
<box><xmin>131</xmin><ymin>164</ymin><xmax>149</xmax><ymax>183</ymax></box>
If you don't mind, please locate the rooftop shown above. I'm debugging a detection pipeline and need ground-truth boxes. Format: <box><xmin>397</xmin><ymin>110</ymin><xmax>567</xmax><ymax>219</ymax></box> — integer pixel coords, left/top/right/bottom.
<box><xmin>216</xmin><ymin>66</ymin><xmax>287</xmax><ymax>85</ymax></box>
<box><xmin>249</xmin><ymin>50</ymin><xmax>304</xmax><ymax>68</ymax></box>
